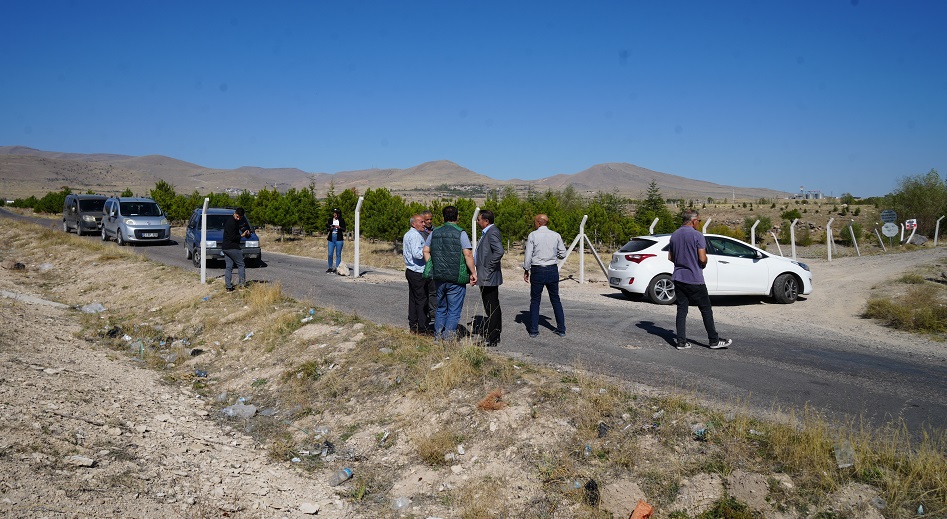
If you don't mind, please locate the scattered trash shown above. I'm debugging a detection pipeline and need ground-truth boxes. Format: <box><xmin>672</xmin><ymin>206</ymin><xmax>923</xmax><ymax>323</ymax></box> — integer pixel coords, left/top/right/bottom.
<box><xmin>456</xmin><ymin>444</ymin><xmax>465</xmax><ymax>455</ymax></box>
<box><xmin>691</xmin><ymin>423</ymin><xmax>708</xmax><ymax>441</ymax></box>
<box><xmin>2</xmin><ymin>261</ymin><xmax>25</xmax><ymax>270</ymax></box>
<box><xmin>243</xmin><ymin>331</ymin><xmax>254</xmax><ymax>341</ymax></box>
<box><xmin>81</xmin><ymin>302</ymin><xmax>107</xmax><ymax>314</ymax></box>
<box><xmin>189</xmin><ymin>348</ymin><xmax>204</xmax><ymax>357</ymax></box>
<box><xmin>194</xmin><ymin>369</ymin><xmax>208</xmax><ymax>378</ymax></box>
<box><xmin>309</xmin><ymin>308</ymin><xmax>315</xmax><ymax>315</ymax></box>
<box><xmin>918</xmin><ymin>504</ymin><xmax>925</xmax><ymax>515</ymax></box>
<box><xmin>583</xmin><ymin>444</ymin><xmax>593</xmax><ymax>457</ymax></box>
<box><xmin>583</xmin><ymin>478</ymin><xmax>599</xmax><ymax>507</ymax></box>
<box><xmin>630</xmin><ymin>499</ymin><xmax>654</xmax><ymax>519</ymax></box>
<box><xmin>122</xmin><ymin>334</ymin><xmax>133</xmax><ymax>342</ymax></box>
<box><xmin>201</xmin><ymin>296</ymin><xmax>211</xmax><ymax>301</ymax></box>
<box><xmin>238</xmin><ymin>397</ymin><xmax>247</xmax><ymax>404</ymax></box>
<box><xmin>301</xmin><ymin>316</ymin><xmax>313</xmax><ymax>323</ymax></box>
<box><xmin>221</xmin><ymin>403</ymin><xmax>257</xmax><ymax>419</ymax></box>
<box><xmin>378</xmin><ymin>430</ymin><xmax>390</xmax><ymax>445</ymax></box>
<box><xmin>834</xmin><ymin>439</ymin><xmax>855</xmax><ymax>469</ymax></box>
<box><xmin>651</xmin><ymin>410</ymin><xmax>665</xmax><ymax>420</ymax></box>
<box><xmin>291</xmin><ymin>457</ymin><xmax>301</xmax><ymax>463</ymax></box>
<box><xmin>570</xmin><ymin>386</ymin><xmax>581</xmax><ymax>393</ymax></box>
<box><xmin>477</xmin><ymin>389</ymin><xmax>506</xmax><ymax>410</ymax></box>
<box><xmin>328</xmin><ymin>467</ymin><xmax>353</xmax><ymax>486</ymax></box>
<box><xmin>390</xmin><ymin>496</ymin><xmax>412</xmax><ymax>511</ymax></box>
<box><xmin>319</xmin><ymin>440</ymin><xmax>335</xmax><ymax>457</ymax></box>
<box><xmin>260</xmin><ymin>408</ymin><xmax>276</xmax><ymax>417</ymax></box>
<box><xmin>38</xmin><ymin>263</ymin><xmax>54</xmax><ymax>272</ymax></box>
<box><xmin>313</xmin><ymin>425</ymin><xmax>330</xmax><ymax>438</ymax></box>
<box><xmin>597</xmin><ymin>422</ymin><xmax>609</xmax><ymax>438</ymax></box>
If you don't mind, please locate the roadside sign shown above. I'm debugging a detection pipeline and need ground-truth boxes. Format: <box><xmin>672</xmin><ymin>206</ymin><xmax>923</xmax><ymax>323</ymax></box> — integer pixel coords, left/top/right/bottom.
<box><xmin>880</xmin><ymin>209</ymin><xmax>896</xmax><ymax>223</ymax></box>
<box><xmin>881</xmin><ymin>223</ymin><xmax>898</xmax><ymax>237</ymax></box>
<box><xmin>905</xmin><ymin>219</ymin><xmax>917</xmax><ymax>230</ymax></box>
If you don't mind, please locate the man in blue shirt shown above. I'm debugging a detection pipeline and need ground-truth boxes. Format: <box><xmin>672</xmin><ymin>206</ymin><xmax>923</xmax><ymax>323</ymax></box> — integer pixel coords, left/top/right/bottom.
<box><xmin>403</xmin><ymin>214</ymin><xmax>430</xmax><ymax>334</ymax></box>
<box><xmin>667</xmin><ymin>210</ymin><xmax>732</xmax><ymax>350</ymax></box>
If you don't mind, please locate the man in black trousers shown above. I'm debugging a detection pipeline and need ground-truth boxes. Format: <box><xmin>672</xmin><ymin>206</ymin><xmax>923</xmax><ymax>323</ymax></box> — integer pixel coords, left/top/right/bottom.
<box><xmin>474</xmin><ymin>209</ymin><xmax>504</xmax><ymax>346</ymax></box>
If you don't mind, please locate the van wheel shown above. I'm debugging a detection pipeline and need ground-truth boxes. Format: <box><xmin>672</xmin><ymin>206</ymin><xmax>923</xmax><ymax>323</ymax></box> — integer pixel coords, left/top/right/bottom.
<box><xmin>63</xmin><ymin>220</ymin><xmax>70</xmax><ymax>233</ymax></box>
<box><xmin>192</xmin><ymin>249</ymin><xmax>202</xmax><ymax>267</ymax></box>
<box><xmin>116</xmin><ymin>231</ymin><xmax>126</xmax><ymax>246</ymax></box>
<box><xmin>101</xmin><ymin>227</ymin><xmax>108</xmax><ymax>241</ymax></box>
<box><xmin>185</xmin><ymin>245</ymin><xmax>192</xmax><ymax>260</ymax></box>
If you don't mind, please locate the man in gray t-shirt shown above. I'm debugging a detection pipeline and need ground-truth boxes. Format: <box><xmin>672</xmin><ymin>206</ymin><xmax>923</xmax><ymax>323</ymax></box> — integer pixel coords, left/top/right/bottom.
<box><xmin>667</xmin><ymin>210</ymin><xmax>732</xmax><ymax>350</ymax></box>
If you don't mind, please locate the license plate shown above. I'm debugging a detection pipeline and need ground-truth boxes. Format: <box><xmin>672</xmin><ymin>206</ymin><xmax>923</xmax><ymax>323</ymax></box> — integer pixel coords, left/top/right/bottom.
<box><xmin>143</xmin><ymin>232</ymin><xmax>158</xmax><ymax>238</ymax></box>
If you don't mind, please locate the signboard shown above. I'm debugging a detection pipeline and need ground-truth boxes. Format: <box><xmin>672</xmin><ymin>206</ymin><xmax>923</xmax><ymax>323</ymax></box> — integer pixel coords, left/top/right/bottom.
<box><xmin>905</xmin><ymin>219</ymin><xmax>918</xmax><ymax>231</ymax></box>
<box><xmin>881</xmin><ymin>223</ymin><xmax>899</xmax><ymax>237</ymax></box>
<box><xmin>880</xmin><ymin>209</ymin><xmax>897</xmax><ymax>224</ymax></box>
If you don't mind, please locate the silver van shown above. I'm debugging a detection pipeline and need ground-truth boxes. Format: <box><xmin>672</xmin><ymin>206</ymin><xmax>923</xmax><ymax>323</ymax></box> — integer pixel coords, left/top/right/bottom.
<box><xmin>101</xmin><ymin>197</ymin><xmax>171</xmax><ymax>245</ymax></box>
<box><xmin>62</xmin><ymin>194</ymin><xmax>107</xmax><ymax>235</ymax></box>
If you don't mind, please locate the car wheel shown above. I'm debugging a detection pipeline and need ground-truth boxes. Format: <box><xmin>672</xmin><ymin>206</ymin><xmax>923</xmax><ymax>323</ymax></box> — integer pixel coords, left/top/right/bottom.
<box><xmin>185</xmin><ymin>245</ymin><xmax>192</xmax><ymax>260</ymax></box>
<box><xmin>192</xmin><ymin>248</ymin><xmax>201</xmax><ymax>267</ymax></box>
<box><xmin>647</xmin><ymin>274</ymin><xmax>676</xmax><ymax>305</ymax></box>
<box><xmin>116</xmin><ymin>230</ymin><xmax>126</xmax><ymax>246</ymax></box>
<box><xmin>101</xmin><ymin>227</ymin><xmax>108</xmax><ymax>241</ymax></box>
<box><xmin>63</xmin><ymin>220</ymin><xmax>70</xmax><ymax>233</ymax></box>
<box><xmin>772</xmin><ymin>273</ymin><xmax>799</xmax><ymax>304</ymax></box>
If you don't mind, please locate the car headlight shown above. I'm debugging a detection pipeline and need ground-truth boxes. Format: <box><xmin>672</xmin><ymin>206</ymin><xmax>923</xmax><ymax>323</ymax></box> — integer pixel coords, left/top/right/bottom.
<box><xmin>203</xmin><ymin>240</ymin><xmax>217</xmax><ymax>248</ymax></box>
<box><xmin>123</xmin><ymin>218</ymin><xmax>137</xmax><ymax>225</ymax></box>
<box><xmin>792</xmin><ymin>261</ymin><xmax>810</xmax><ymax>272</ymax></box>
<box><xmin>82</xmin><ymin>215</ymin><xmax>96</xmax><ymax>222</ymax></box>
<box><xmin>160</xmin><ymin>218</ymin><xmax>169</xmax><ymax>225</ymax></box>
<box><xmin>244</xmin><ymin>240</ymin><xmax>260</xmax><ymax>248</ymax></box>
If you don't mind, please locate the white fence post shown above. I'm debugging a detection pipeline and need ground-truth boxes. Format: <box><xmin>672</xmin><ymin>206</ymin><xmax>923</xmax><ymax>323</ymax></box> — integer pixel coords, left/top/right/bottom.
<box><xmin>827</xmin><ymin>218</ymin><xmax>834</xmax><ymax>262</ymax></box>
<box><xmin>790</xmin><ymin>218</ymin><xmax>799</xmax><ymax>261</ymax></box>
<box><xmin>771</xmin><ymin>232</ymin><xmax>783</xmax><ymax>256</ymax></box>
<box><xmin>849</xmin><ymin>219</ymin><xmax>860</xmax><ymax>257</ymax></box>
<box><xmin>750</xmin><ymin>220</ymin><xmax>760</xmax><ymax>248</ymax></box>
<box><xmin>702</xmin><ymin>218</ymin><xmax>712</xmax><ymax>233</ymax></box>
<box><xmin>936</xmin><ymin>216</ymin><xmax>945</xmax><ymax>246</ymax></box>
<box><xmin>874</xmin><ymin>226</ymin><xmax>887</xmax><ymax>252</ymax></box>
<box><xmin>648</xmin><ymin>217</ymin><xmax>659</xmax><ymax>235</ymax></box>
<box><xmin>353</xmin><ymin>196</ymin><xmax>364</xmax><ymax>278</ymax></box>
<box><xmin>200</xmin><ymin>198</ymin><xmax>209</xmax><ymax>284</ymax></box>
<box><xmin>471</xmin><ymin>207</ymin><xmax>480</xmax><ymax>252</ymax></box>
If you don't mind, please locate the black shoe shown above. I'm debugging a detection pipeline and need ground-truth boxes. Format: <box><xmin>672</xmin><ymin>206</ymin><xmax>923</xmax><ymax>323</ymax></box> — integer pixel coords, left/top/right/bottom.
<box><xmin>554</xmin><ymin>330</ymin><xmax>566</xmax><ymax>337</ymax></box>
<box><xmin>326</xmin><ymin>268</ymin><xmax>334</xmax><ymax>273</ymax></box>
<box><xmin>226</xmin><ymin>286</ymin><xmax>235</xmax><ymax>292</ymax></box>
<box><xmin>528</xmin><ymin>332</ymin><xmax>539</xmax><ymax>338</ymax></box>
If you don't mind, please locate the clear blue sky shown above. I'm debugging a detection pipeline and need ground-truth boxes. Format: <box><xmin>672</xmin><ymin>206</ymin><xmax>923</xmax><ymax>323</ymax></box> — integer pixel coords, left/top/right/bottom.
<box><xmin>2</xmin><ymin>1</ymin><xmax>945</xmax><ymax>197</ymax></box>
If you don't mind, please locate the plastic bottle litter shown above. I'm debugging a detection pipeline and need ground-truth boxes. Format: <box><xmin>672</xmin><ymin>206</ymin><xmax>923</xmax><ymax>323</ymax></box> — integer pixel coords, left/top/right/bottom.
<box><xmin>583</xmin><ymin>444</ymin><xmax>592</xmax><ymax>457</ymax></box>
<box><xmin>918</xmin><ymin>504</ymin><xmax>924</xmax><ymax>515</ymax></box>
<box><xmin>390</xmin><ymin>496</ymin><xmax>412</xmax><ymax>511</ymax></box>
<box><xmin>328</xmin><ymin>467</ymin><xmax>353</xmax><ymax>486</ymax></box>
<box><xmin>834</xmin><ymin>439</ymin><xmax>855</xmax><ymax>468</ymax></box>
<box><xmin>243</xmin><ymin>331</ymin><xmax>254</xmax><ymax>341</ymax></box>
<box><xmin>194</xmin><ymin>369</ymin><xmax>208</xmax><ymax>378</ymax></box>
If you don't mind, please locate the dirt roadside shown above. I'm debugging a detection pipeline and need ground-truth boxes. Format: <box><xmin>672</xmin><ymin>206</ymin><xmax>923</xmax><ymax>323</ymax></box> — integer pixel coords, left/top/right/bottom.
<box><xmin>1</xmin><ymin>219</ymin><xmax>944</xmax><ymax>518</ymax></box>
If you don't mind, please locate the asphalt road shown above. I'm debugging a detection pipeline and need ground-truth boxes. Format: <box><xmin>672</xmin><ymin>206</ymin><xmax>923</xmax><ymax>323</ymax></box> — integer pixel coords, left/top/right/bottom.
<box><xmin>9</xmin><ymin>209</ymin><xmax>947</xmax><ymax>434</ymax></box>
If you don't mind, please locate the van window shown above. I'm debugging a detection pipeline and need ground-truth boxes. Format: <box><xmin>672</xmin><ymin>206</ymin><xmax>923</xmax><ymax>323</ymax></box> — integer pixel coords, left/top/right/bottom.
<box><xmin>120</xmin><ymin>202</ymin><xmax>162</xmax><ymax>217</ymax></box>
<box><xmin>79</xmin><ymin>199</ymin><xmax>105</xmax><ymax>212</ymax></box>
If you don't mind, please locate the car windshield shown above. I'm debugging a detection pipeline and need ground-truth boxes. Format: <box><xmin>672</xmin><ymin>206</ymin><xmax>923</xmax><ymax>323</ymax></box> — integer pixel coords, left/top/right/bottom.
<box><xmin>79</xmin><ymin>199</ymin><xmax>105</xmax><ymax>212</ymax></box>
<box><xmin>120</xmin><ymin>202</ymin><xmax>162</xmax><ymax>217</ymax></box>
<box><xmin>618</xmin><ymin>238</ymin><xmax>659</xmax><ymax>253</ymax></box>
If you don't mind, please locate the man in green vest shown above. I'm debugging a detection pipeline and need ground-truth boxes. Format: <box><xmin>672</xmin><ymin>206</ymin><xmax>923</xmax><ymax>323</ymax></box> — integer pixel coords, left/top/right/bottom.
<box><xmin>423</xmin><ymin>205</ymin><xmax>478</xmax><ymax>341</ymax></box>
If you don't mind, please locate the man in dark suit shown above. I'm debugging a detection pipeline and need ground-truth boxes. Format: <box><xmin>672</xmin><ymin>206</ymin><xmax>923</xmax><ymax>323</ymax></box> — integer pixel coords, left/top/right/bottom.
<box><xmin>474</xmin><ymin>209</ymin><xmax>504</xmax><ymax>347</ymax></box>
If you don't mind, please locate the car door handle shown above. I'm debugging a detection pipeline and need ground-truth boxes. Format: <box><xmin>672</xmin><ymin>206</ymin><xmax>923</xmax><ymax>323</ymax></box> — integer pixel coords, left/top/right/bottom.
<box><xmin>719</xmin><ymin>260</ymin><xmax>730</xmax><ymax>264</ymax></box>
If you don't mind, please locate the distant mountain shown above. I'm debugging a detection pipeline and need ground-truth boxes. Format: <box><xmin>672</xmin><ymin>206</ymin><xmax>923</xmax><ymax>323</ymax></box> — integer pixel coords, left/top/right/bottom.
<box><xmin>0</xmin><ymin>146</ymin><xmax>791</xmax><ymax>200</ymax></box>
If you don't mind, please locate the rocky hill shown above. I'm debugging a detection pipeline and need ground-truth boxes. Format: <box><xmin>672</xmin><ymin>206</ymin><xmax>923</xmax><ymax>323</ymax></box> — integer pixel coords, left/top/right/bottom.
<box><xmin>0</xmin><ymin>146</ymin><xmax>791</xmax><ymax>200</ymax></box>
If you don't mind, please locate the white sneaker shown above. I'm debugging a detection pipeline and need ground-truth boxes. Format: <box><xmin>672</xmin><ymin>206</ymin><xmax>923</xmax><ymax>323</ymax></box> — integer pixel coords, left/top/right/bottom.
<box><xmin>675</xmin><ymin>341</ymin><xmax>691</xmax><ymax>350</ymax></box>
<box><xmin>709</xmin><ymin>338</ymin><xmax>732</xmax><ymax>349</ymax></box>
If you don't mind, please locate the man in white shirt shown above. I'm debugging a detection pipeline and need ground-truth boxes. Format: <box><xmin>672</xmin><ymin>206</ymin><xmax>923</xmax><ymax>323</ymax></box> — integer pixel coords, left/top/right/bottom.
<box><xmin>523</xmin><ymin>214</ymin><xmax>566</xmax><ymax>338</ymax></box>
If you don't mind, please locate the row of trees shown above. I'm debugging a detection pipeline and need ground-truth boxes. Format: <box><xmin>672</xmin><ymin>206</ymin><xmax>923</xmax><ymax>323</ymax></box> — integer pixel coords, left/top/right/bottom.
<box><xmin>5</xmin><ymin>181</ymin><xmax>684</xmax><ymax>247</ymax></box>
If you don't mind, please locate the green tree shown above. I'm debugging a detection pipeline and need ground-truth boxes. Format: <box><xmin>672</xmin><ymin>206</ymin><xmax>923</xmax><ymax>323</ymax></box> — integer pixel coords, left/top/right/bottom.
<box><xmin>33</xmin><ymin>186</ymin><xmax>71</xmax><ymax>214</ymax></box>
<box><xmin>120</xmin><ymin>188</ymin><xmax>134</xmax><ymax>197</ymax></box>
<box><xmin>781</xmin><ymin>208</ymin><xmax>802</xmax><ymax>221</ymax></box>
<box><xmin>635</xmin><ymin>180</ymin><xmax>675</xmax><ymax>233</ymax></box>
<box><xmin>742</xmin><ymin>216</ymin><xmax>772</xmax><ymax>243</ymax></box>
<box><xmin>885</xmin><ymin>169</ymin><xmax>947</xmax><ymax>236</ymax></box>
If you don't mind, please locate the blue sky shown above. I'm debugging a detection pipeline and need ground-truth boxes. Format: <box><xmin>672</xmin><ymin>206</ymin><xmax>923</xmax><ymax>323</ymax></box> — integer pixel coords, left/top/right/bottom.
<box><xmin>2</xmin><ymin>1</ymin><xmax>945</xmax><ymax>197</ymax></box>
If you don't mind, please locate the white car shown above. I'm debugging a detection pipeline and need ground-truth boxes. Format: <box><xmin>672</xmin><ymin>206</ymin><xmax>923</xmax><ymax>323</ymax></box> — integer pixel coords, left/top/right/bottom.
<box><xmin>607</xmin><ymin>234</ymin><xmax>813</xmax><ymax>304</ymax></box>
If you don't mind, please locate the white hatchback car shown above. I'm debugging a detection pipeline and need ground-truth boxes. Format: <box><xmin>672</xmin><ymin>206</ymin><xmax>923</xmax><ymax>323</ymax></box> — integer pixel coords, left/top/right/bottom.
<box><xmin>607</xmin><ymin>234</ymin><xmax>813</xmax><ymax>304</ymax></box>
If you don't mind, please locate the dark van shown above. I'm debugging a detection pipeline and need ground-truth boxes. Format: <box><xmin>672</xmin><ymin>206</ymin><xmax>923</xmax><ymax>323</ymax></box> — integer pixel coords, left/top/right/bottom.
<box><xmin>62</xmin><ymin>194</ymin><xmax>107</xmax><ymax>235</ymax></box>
